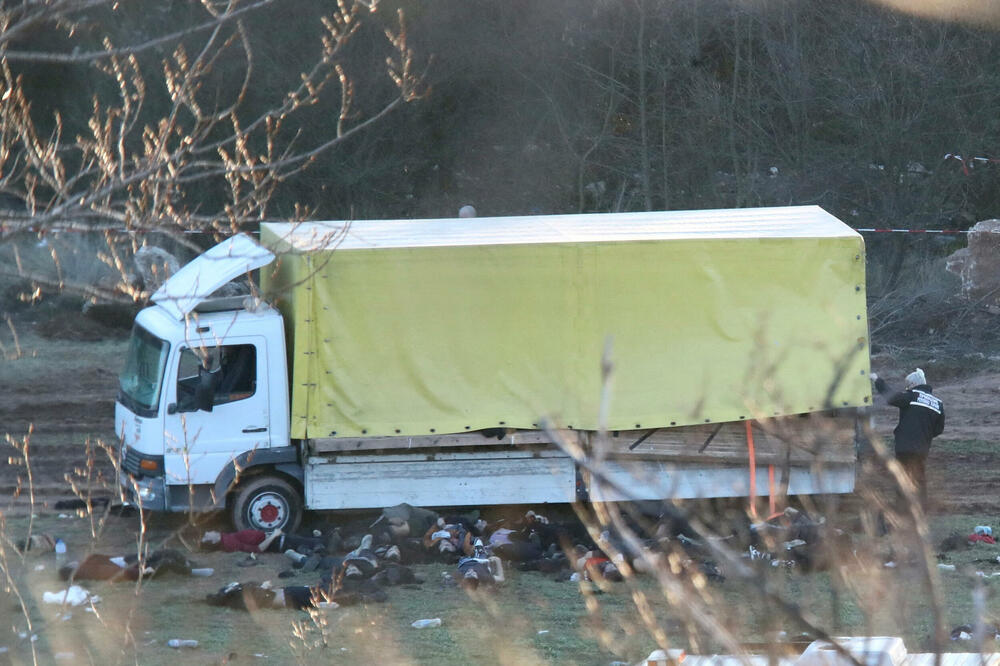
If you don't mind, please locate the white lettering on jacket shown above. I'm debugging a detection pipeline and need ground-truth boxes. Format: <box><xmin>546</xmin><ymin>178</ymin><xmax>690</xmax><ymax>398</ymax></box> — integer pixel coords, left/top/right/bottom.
<box><xmin>909</xmin><ymin>390</ymin><xmax>942</xmax><ymax>414</ymax></box>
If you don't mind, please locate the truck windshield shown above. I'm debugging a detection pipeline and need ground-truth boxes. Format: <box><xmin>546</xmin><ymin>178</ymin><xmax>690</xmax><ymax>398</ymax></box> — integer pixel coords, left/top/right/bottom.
<box><xmin>118</xmin><ymin>324</ymin><xmax>170</xmax><ymax>417</ymax></box>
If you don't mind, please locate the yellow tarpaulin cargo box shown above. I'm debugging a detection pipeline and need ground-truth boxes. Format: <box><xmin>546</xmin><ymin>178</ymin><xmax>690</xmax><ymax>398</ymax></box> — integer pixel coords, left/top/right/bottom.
<box><xmin>260</xmin><ymin>206</ymin><xmax>870</xmax><ymax>440</ymax></box>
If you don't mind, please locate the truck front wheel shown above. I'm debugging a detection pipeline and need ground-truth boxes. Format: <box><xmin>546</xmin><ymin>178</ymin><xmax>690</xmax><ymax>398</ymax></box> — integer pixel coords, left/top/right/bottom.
<box><xmin>230</xmin><ymin>475</ymin><xmax>303</xmax><ymax>533</ymax></box>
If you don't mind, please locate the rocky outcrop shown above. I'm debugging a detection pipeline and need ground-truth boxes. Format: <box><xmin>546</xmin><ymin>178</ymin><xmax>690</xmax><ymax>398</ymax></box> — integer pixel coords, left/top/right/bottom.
<box><xmin>946</xmin><ymin>220</ymin><xmax>1000</xmax><ymax>312</ymax></box>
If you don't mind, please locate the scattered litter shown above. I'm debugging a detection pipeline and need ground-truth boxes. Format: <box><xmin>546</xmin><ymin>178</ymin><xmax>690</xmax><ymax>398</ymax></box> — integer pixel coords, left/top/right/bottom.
<box><xmin>968</xmin><ymin>533</ymin><xmax>996</xmax><ymax>545</ymax></box>
<box><xmin>951</xmin><ymin>625</ymin><xmax>974</xmax><ymax>641</ymax></box>
<box><xmin>167</xmin><ymin>639</ymin><xmax>199</xmax><ymax>648</ymax></box>
<box><xmin>316</xmin><ymin>601</ymin><xmax>339</xmax><ymax>609</ymax></box>
<box><xmin>645</xmin><ymin>648</ymin><xmax>687</xmax><ymax>665</ymax></box>
<box><xmin>34</xmin><ymin>564</ymin><xmax>45</xmax><ymax>571</ymax></box>
<box><xmin>537</xmin><ymin>630</ymin><xmax>549</xmax><ymax>635</ymax></box>
<box><xmin>238</xmin><ymin>553</ymin><xmax>259</xmax><ymax>567</ymax></box>
<box><xmin>411</xmin><ymin>618</ymin><xmax>442</xmax><ymax>629</ymax></box>
<box><xmin>190</xmin><ymin>567</ymin><xmax>214</xmax><ymax>577</ymax></box>
<box><xmin>58</xmin><ymin>514</ymin><xmax>70</xmax><ymax>519</ymax></box>
<box><xmin>937</xmin><ymin>563</ymin><xmax>956</xmax><ymax>571</ymax></box>
<box><xmin>570</xmin><ymin>572</ymin><xmax>582</xmax><ymax>582</ymax></box>
<box><xmin>43</xmin><ymin>585</ymin><xmax>100</xmax><ymax>607</ymax></box>
<box><xmin>883</xmin><ymin>561</ymin><xmax>897</xmax><ymax>568</ymax></box>
<box><xmin>54</xmin><ymin>652</ymin><xmax>75</xmax><ymax>660</ymax></box>
<box><xmin>975</xmin><ymin>526</ymin><xmax>993</xmax><ymax>537</ymax></box>
<box><xmin>54</xmin><ymin>538</ymin><xmax>67</xmax><ymax>566</ymax></box>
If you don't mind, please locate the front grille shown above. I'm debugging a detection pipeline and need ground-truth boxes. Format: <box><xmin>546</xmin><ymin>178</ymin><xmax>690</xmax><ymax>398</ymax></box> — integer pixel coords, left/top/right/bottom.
<box><xmin>122</xmin><ymin>446</ymin><xmax>164</xmax><ymax>477</ymax></box>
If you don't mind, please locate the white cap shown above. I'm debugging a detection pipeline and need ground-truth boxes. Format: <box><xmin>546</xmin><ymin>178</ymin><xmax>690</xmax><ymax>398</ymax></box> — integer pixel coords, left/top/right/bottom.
<box><xmin>458</xmin><ymin>204</ymin><xmax>477</xmax><ymax>218</ymax></box>
<box><xmin>905</xmin><ymin>368</ymin><xmax>926</xmax><ymax>388</ymax></box>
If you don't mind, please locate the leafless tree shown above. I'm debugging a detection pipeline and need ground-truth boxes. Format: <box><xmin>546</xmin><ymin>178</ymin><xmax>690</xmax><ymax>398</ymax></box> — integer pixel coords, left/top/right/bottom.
<box><xmin>0</xmin><ymin>0</ymin><xmax>426</xmax><ymax>303</ymax></box>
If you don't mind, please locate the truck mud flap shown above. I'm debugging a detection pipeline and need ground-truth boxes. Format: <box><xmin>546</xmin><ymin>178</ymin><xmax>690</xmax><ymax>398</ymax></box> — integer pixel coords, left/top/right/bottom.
<box><xmin>304</xmin><ymin>452</ymin><xmax>577</xmax><ymax>510</ymax></box>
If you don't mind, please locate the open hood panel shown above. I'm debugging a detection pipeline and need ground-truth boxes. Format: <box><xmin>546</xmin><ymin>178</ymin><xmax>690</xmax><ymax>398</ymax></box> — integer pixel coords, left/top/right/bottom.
<box><xmin>151</xmin><ymin>234</ymin><xmax>275</xmax><ymax>319</ymax></box>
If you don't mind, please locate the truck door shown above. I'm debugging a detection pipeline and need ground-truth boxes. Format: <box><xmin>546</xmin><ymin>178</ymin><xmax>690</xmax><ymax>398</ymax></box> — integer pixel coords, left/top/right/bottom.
<box><xmin>163</xmin><ymin>337</ymin><xmax>270</xmax><ymax>488</ymax></box>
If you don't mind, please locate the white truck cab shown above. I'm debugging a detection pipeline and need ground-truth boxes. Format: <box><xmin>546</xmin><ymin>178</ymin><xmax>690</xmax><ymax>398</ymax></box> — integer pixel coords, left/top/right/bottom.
<box><xmin>116</xmin><ymin>236</ymin><xmax>299</xmax><ymax>529</ymax></box>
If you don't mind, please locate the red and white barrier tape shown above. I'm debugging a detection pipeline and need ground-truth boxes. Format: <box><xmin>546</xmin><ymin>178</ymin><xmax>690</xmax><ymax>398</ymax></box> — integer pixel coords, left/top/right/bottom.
<box><xmin>0</xmin><ymin>224</ymin><xmax>248</xmax><ymax>235</ymax></box>
<box><xmin>856</xmin><ymin>228</ymin><xmax>970</xmax><ymax>234</ymax></box>
<box><xmin>944</xmin><ymin>153</ymin><xmax>1000</xmax><ymax>176</ymax></box>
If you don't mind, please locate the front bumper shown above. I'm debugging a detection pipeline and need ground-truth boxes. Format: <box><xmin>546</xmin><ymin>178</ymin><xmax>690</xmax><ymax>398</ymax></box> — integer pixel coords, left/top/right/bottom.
<box><xmin>120</xmin><ymin>474</ymin><xmax>168</xmax><ymax>512</ymax></box>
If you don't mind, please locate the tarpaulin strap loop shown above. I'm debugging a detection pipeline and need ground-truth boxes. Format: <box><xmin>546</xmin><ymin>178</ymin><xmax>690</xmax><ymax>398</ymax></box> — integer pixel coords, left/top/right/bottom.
<box><xmin>745</xmin><ymin>420</ymin><xmax>757</xmax><ymax>519</ymax></box>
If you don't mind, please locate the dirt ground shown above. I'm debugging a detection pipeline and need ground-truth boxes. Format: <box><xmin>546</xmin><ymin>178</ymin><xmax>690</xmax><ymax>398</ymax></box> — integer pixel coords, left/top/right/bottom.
<box><xmin>1</xmin><ymin>312</ymin><xmax>998</xmax><ymax>513</ymax></box>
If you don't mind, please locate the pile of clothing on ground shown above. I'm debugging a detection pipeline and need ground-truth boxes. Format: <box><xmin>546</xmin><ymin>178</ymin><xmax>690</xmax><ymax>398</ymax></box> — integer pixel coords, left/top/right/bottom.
<box><xmin>25</xmin><ymin>501</ymin><xmax>856</xmax><ymax>614</ymax></box>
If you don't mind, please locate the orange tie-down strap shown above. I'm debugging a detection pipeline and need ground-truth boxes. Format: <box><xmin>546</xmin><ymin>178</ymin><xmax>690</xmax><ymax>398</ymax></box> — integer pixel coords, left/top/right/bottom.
<box><xmin>745</xmin><ymin>420</ymin><xmax>780</xmax><ymax>520</ymax></box>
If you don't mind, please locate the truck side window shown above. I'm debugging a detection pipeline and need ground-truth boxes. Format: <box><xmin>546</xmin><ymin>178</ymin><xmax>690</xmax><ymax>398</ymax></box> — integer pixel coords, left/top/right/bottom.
<box><xmin>176</xmin><ymin>344</ymin><xmax>256</xmax><ymax>410</ymax></box>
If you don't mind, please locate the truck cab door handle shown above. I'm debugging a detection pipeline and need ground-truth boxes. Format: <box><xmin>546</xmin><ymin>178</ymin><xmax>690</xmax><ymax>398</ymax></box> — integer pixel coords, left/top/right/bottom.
<box><xmin>242</xmin><ymin>426</ymin><xmax>268</xmax><ymax>433</ymax></box>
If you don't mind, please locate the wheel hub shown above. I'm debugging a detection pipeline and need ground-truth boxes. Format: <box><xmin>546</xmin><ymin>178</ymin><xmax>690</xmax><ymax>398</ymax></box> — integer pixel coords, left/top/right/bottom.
<box><xmin>248</xmin><ymin>492</ymin><xmax>286</xmax><ymax>530</ymax></box>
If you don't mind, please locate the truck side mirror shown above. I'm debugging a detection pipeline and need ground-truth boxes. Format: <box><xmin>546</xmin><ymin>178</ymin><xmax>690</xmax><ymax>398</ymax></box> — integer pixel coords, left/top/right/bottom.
<box><xmin>195</xmin><ymin>365</ymin><xmax>218</xmax><ymax>412</ymax></box>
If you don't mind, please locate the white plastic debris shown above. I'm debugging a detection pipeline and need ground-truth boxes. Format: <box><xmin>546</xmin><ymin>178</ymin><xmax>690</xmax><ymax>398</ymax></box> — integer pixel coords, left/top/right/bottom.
<box><xmin>411</xmin><ymin>618</ymin><xmax>442</xmax><ymax>629</ymax></box>
<box><xmin>645</xmin><ymin>648</ymin><xmax>687</xmax><ymax>665</ymax></box>
<box><xmin>795</xmin><ymin>636</ymin><xmax>906</xmax><ymax>666</ymax></box>
<box><xmin>42</xmin><ymin>585</ymin><xmax>100</xmax><ymax>607</ymax></box>
<box><xmin>537</xmin><ymin>630</ymin><xmax>549</xmax><ymax>635</ymax></box>
<box><xmin>937</xmin><ymin>564</ymin><xmax>956</xmax><ymax>571</ymax></box>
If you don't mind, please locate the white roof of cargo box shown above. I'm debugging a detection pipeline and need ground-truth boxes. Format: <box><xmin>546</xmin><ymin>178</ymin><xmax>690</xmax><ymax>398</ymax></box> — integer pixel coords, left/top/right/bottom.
<box><xmin>261</xmin><ymin>205</ymin><xmax>858</xmax><ymax>252</ymax></box>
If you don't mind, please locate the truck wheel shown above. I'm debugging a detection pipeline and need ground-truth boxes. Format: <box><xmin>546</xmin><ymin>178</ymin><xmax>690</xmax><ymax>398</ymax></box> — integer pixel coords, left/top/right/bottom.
<box><xmin>231</xmin><ymin>475</ymin><xmax>302</xmax><ymax>533</ymax></box>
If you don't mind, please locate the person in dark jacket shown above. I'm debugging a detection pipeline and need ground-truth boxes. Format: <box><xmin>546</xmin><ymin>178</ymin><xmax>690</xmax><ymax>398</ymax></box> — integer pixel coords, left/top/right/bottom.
<box><xmin>872</xmin><ymin>367</ymin><xmax>945</xmax><ymax>507</ymax></box>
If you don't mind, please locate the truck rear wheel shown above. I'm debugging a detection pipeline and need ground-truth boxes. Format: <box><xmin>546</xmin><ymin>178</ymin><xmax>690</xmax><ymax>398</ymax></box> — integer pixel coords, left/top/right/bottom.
<box><xmin>230</xmin><ymin>475</ymin><xmax>303</xmax><ymax>533</ymax></box>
